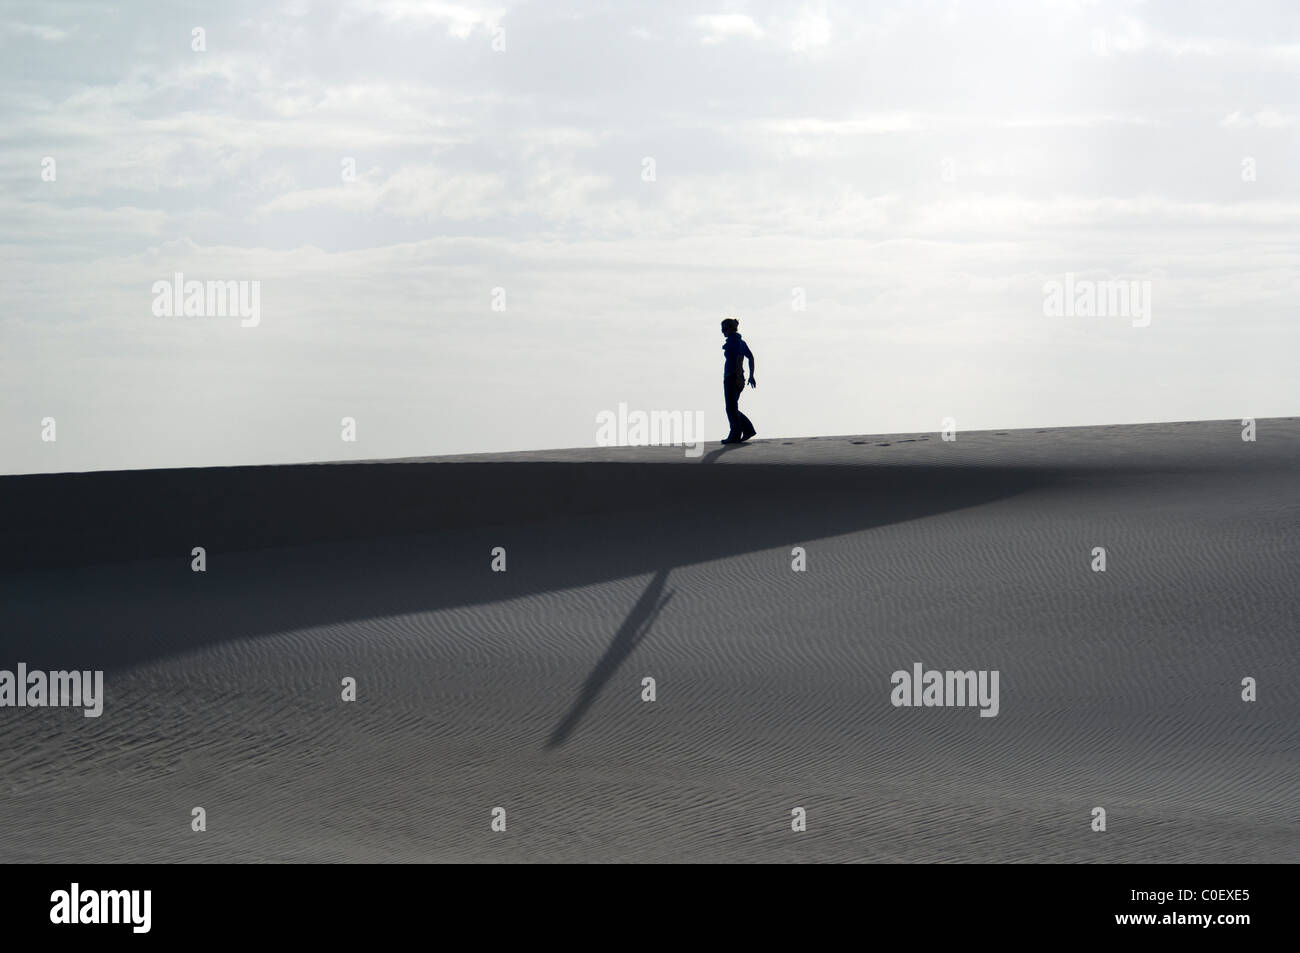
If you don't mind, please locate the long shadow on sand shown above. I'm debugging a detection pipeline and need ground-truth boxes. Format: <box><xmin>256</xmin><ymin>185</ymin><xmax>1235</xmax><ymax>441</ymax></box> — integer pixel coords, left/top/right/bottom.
<box><xmin>1</xmin><ymin>462</ymin><xmax>1063</xmax><ymax>681</ymax></box>
<box><xmin>546</xmin><ymin>568</ymin><xmax>674</xmax><ymax>749</ymax></box>
<box><xmin>544</xmin><ymin>440</ymin><xmax>740</xmax><ymax>745</ymax></box>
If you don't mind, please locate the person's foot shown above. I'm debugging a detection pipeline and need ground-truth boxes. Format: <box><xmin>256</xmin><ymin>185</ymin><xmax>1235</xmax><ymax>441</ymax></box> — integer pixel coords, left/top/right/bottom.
<box><xmin>720</xmin><ymin>437</ymin><xmax>740</xmax><ymax>444</ymax></box>
<box><xmin>739</xmin><ymin>429</ymin><xmax>757</xmax><ymax>441</ymax></box>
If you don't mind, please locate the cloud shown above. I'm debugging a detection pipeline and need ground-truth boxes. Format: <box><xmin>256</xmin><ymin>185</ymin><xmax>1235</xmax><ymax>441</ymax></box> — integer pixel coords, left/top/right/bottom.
<box><xmin>789</xmin><ymin>7</ymin><xmax>832</xmax><ymax>52</ymax></box>
<box><xmin>1</xmin><ymin>21</ymin><xmax>68</xmax><ymax>41</ymax></box>
<box><xmin>256</xmin><ymin>165</ymin><xmax>507</xmax><ymax>220</ymax></box>
<box><xmin>1219</xmin><ymin>108</ymin><xmax>1296</xmax><ymax>129</ymax></box>
<box><xmin>343</xmin><ymin>0</ymin><xmax>506</xmax><ymax>38</ymax></box>
<box><xmin>692</xmin><ymin>13</ymin><xmax>764</xmax><ymax>44</ymax></box>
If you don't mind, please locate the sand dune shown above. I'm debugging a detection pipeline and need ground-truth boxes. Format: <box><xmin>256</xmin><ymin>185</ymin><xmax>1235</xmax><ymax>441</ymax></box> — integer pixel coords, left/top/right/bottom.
<box><xmin>0</xmin><ymin>419</ymin><xmax>1296</xmax><ymax>862</ymax></box>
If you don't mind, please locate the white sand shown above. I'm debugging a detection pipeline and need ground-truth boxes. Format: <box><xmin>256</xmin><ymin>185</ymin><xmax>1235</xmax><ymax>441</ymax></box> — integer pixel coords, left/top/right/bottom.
<box><xmin>1</xmin><ymin>418</ymin><xmax>1296</xmax><ymax>862</ymax></box>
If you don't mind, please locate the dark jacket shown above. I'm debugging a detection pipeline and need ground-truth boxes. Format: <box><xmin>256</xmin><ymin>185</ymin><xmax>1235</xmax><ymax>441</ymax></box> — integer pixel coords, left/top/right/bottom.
<box><xmin>722</xmin><ymin>333</ymin><xmax>753</xmax><ymax>384</ymax></box>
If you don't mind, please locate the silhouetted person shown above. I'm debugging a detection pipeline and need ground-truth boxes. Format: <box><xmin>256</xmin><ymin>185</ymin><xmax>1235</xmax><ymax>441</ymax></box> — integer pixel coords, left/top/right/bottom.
<box><xmin>720</xmin><ymin>317</ymin><xmax>756</xmax><ymax>443</ymax></box>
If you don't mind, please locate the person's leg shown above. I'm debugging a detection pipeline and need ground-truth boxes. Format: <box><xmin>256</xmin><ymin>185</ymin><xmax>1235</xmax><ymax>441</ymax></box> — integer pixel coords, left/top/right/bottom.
<box><xmin>735</xmin><ymin>384</ymin><xmax>754</xmax><ymax>438</ymax></box>
<box><xmin>724</xmin><ymin>380</ymin><xmax>742</xmax><ymax>439</ymax></box>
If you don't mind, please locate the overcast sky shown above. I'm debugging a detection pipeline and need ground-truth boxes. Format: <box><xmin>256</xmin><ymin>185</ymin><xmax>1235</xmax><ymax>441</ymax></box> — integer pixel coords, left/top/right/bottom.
<box><xmin>2</xmin><ymin>0</ymin><xmax>1297</xmax><ymax>474</ymax></box>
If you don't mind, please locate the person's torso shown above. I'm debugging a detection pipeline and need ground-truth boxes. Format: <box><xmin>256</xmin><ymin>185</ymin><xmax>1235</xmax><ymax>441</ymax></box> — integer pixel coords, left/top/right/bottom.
<box><xmin>723</xmin><ymin>335</ymin><xmax>746</xmax><ymax>381</ymax></box>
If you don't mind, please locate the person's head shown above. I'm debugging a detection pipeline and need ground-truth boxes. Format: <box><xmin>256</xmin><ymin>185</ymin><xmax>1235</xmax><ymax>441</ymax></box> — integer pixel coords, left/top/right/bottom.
<box><xmin>720</xmin><ymin>317</ymin><xmax>739</xmax><ymax>336</ymax></box>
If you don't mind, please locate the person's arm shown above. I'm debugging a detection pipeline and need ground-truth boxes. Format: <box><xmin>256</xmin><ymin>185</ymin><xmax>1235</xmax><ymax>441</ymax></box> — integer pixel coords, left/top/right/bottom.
<box><xmin>745</xmin><ymin>343</ymin><xmax>756</xmax><ymax>387</ymax></box>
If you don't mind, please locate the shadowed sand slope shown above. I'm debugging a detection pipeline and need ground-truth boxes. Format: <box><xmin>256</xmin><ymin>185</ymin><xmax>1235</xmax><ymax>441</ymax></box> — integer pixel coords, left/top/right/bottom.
<box><xmin>0</xmin><ymin>419</ymin><xmax>1297</xmax><ymax>862</ymax></box>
